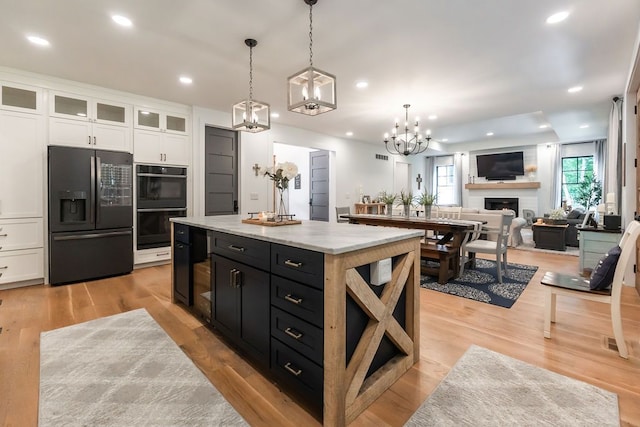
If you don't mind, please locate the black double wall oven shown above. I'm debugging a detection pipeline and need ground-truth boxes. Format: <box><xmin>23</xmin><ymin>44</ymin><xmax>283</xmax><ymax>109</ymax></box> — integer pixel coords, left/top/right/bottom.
<box><xmin>136</xmin><ymin>165</ymin><xmax>187</xmax><ymax>250</ymax></box>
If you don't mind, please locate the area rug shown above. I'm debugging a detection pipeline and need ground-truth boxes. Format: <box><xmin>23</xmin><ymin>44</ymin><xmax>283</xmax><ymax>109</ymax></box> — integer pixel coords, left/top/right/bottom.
<box><xmin>405</xmin><ymin>345</ymin><xmax>619</xmax><ymax>426</ymax></box>
<box><xmin>39</xmin><ymin>308</ymin><xmax>247</xmax><ymax>426</ymax></box>
<box><xmin>420</xmin><ymin>259</ymin><xmax>537</xmax><ymax>308</ymax></box>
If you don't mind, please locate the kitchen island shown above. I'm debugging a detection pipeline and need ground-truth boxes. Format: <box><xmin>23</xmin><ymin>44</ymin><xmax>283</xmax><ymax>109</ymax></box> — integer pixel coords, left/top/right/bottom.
<box><xmin>170</xmin><ymin>215</ymin><xmax>423</xmax><ymax>426</ymax></box>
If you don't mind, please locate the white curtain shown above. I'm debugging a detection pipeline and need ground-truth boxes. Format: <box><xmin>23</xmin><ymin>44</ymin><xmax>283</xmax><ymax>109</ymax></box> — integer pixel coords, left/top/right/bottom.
<box><xmin>606</xmin><ymin>97</ymin><xmax>623</xmax><ymax>213</ymax></box>
<box><xmin>594</xmin><ymin>138</ymin><xmax>606</xmax><ymax>188</ymax></box>
<box><xmin>453</xmin><ymin>153</ymin><xmax>463</xmax><ymax>205</ymax></box>
<box><xmin>550</xmin><ymin>143</ymin><xmax>561</xmax><ymax>208</ymax></box>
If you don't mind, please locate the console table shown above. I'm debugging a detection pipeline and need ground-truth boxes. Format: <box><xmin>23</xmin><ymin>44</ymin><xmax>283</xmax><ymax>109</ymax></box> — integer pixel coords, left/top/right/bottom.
<box><xmin>532</xmin><ymin>223</ymin><xmax>568</xmax><ymax>251</ymax></box>
<box><xmin>354</xmin><ymin>202</ymin><xmax>386</xmax><ymax>214</ymax></box>
<box><xmin>578</xmin><ymin>226</ymin><xmax>622</xmax><ymax>274</ymax></box>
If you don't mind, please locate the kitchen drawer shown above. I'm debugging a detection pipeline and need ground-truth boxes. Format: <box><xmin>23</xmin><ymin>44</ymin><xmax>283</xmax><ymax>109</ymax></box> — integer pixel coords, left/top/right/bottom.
<box><xmin>173</xmin><ymin>223</ymin><xmax>190</xmax><ymax>244</ymax></box>
<box><xmin>211</xmin><ymin>231</ymin><xmax>269</xmax><ymax>271</ymax></box>
<box><xmin>272</xmin><ymin>307</ymin><xmax>323</xmax><ymax>366</ymax></box>
<box><xmin>271</xmin><ymin>275</ymin><xmax>323</xmax><ymax>328</ymax></box>
<box><xmin>0</xmin><ymin>248</ymin><xmax>44</xmax><ymax>284</ymax></box>
<box><xmin>0</xmin><ymin>218</ymin><xmax>43</xmax><ymax>251</ymax></box>
<box><xmin>271</xmin><ymin>243</ymin><xmax>324</xmax><ymax>289</ymax></box>
<box><xmin>135</xmin><ymin>246</ymin><xmax>171</xmax><ymax>265</ymax></box>
<box><xmin>271</xmin><ymin>337</ymin><xmax>323</xmax><ymax>409</ymax></box>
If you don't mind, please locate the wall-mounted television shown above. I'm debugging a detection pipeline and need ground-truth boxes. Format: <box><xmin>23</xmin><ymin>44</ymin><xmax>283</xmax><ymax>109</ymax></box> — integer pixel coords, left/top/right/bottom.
<box><xmin>476</xmin><ymin>151</ymin><xmax>524</xmax><ymax>181</ymax></box>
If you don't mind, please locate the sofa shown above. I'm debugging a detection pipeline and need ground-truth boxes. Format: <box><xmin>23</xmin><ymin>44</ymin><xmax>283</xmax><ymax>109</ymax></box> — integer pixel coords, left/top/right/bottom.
<box><xmin>533</xmin><ymin>208</ymin><xmax>585</xmax><ymax>247</ymax></box>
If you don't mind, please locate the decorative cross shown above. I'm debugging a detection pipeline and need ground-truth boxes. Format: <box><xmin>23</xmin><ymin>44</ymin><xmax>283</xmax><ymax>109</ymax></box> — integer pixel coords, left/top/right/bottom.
<box><xmin>252</xmin><ymin>163</ymin><xmax>261</xmax><ymax>176</ymax></box>
<box><xmin>416</xmin><ymin>174</ymin><xmax>422</xmax><ymax>190</ymax></box>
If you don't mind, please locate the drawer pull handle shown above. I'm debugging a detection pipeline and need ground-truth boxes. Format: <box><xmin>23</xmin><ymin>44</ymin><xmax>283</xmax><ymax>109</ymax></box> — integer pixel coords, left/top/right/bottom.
<box><xmin>157</xmin><ymin>252</ymin><xmax>170</xmax><ymax>257</ymax></box>
<box><xmin>0</xmin><ymin>234</ymin><xmax>7</xmax><ymax>237</ymax></box>
<box><xmin>284</xmin><ymin>294</ymin><xmax>302</xmax><ymax>305</ymax></box>
<box><xmin>284</xmin><ymin>259</ymin><xmax>302</xmax><ymax>268</ymax></box>
<box><xmin>284</xmin><ymin>362</ymin><xmax>302</xmax><ymax>376</ymax></box>
<box><xmin>228</xmin><ymin>245</ymin><xmax>245</xmax><ymax>252</ymax></box>
<box><xmin>0</xmin><ymin>266</ymin><xmax>7</xmax><ymax>270</ymax></box>
<box><xmin>284</xmin><ymin>327</ymin><xmax>303</xmax><ymax>340</ymax></box>
<box><xmin>229</xmin><ymin>269</ymin><xmax>242</xmax><ymax>288</ymax></box>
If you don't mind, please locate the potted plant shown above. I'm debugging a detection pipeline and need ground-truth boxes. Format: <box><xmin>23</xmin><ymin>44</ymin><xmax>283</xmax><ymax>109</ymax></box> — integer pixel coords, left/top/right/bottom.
<box><xmin>573</xmin><ymin>175</ymin><xmax>602</xmax><ymax>210</ymax></box>
<box><xmin>397</xmin><ymin>190</ymin><xmax>413</xmax><ymax>218</ymax></box>
<box><xmin>380</xmin><ymin>191</ymin><xmax>397</xmax><ymax>216</ymax></box>
<box><xmin>416</xmin><ymin>191</ymin><xmax>437</xmax><ymax>219</ymax></box>
<box><xmin>545</xmin><ymin>208</ymin><xmax>567</xmax><ymax>225</ymax></box>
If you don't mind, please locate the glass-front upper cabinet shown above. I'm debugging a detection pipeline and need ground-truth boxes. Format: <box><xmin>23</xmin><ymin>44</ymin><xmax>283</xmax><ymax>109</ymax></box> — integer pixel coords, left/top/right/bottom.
<box><xmin>50</xmin><ymin>91</ymin><xmax>130</xmax><ymax>127</ymax></box>
<box><xmin>0</xmin><ymin>82</ymin><xmax>43</xmax><ymax>114</ymax></box>
<box><xmin>134</xmin><ymin>106</ymin><xmax>188</xmax><ymax>135</ymax></box>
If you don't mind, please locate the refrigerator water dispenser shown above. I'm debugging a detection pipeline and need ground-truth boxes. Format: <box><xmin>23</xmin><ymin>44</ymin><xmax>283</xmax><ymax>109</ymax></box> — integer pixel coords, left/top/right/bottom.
<box><xmin>59</xmin><ymin>191</ymin><xmax>87</xmax><ymax>223</ymax></box>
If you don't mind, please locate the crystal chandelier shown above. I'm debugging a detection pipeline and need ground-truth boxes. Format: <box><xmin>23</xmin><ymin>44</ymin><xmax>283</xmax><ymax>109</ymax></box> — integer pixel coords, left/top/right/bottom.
<box><xmin>287</xmin><ymin>0</ymin><xmax>336</xmax><ymax>115</ymax></box>
<box><xmin>232</xmin><ymin>38</ymin><xmax>270</xmax><ymax>133</ymax></box>
<box><xmin>384</xmin><ymin>104</ymin><xmax>432</xmax><ymax>156</ymax></box>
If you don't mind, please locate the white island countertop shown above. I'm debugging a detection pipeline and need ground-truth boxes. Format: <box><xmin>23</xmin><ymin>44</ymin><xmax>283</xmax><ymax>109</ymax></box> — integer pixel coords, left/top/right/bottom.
<box><xmin>171</xmin><ymin>215</ymin><xmax>423</xmax><ymax>255</ymax></box>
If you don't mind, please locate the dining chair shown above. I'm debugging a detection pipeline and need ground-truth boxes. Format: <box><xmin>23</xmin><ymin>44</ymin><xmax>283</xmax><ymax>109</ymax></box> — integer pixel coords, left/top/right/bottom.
<box><xmin>433</xmin><ymin>206</ymin><xmax>462</xmax><ymax>219</ymax></box>
<box><xmin>335</xmin><ymin>206</ymin><xmax>350</xmax><ymax>223</ymax></box>
<box><xmin>459</xmin><ymin>212</ymin><xmax>514</xmax><ymax>283</ymax></box>
<box><xmin>541</xmin><ymin>220</ymin><xmax>640</xmax><ymax>358</ymax></box>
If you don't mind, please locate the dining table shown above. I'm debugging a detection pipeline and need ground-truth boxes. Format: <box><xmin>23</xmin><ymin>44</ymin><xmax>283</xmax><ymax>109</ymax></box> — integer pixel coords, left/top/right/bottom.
<box><xmin>344</xmin><ymin>214</ymin><xmax>480</xmax><ymax>280</ymax></box>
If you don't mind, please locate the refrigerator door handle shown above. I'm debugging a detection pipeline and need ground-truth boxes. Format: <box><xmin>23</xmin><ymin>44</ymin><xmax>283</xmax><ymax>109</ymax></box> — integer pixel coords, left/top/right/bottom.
<box><xmin>136</xmin><ymin>207</ymin><xmax>187</xmax><ymax>213</ymax></box>
<box><xmin>52</xmin><ymin>230</ymin><xmax>133</xmax><ymax>241</ymax></box>
<box><xmin>90</xmin><ymin>156</ymin><xmax>95</xmax><ymax>225</ymax></box>
<box><xmin>96</xmin><ymin>156</ymin><xmax>101</xmax><ymax>225</ymax></box>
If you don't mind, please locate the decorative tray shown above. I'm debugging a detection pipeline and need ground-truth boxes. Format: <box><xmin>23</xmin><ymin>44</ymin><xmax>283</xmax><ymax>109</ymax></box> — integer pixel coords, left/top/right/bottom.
<box><xmin>241</xmin><ymin>218</ymin><xmax>302</xmax><ymax>226</ymax></box>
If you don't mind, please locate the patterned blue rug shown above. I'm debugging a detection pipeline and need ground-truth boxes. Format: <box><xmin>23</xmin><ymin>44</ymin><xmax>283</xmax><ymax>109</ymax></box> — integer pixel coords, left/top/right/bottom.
<box><xmin>420</xmin><ymin>259</ymin><xmax>538</xmax><ymax>308</ymax></box>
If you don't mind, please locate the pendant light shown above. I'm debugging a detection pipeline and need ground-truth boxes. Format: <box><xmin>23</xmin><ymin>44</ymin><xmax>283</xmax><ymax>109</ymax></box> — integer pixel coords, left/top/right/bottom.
<box><xmin>287</xmin><ymin>0</ymin><xmax>336</xmax><ymax>115</ymax></box>
<box><xmin>232</xmin><ymin>38</ymin><xmax>270</xmax><ymax>132</ymax></box>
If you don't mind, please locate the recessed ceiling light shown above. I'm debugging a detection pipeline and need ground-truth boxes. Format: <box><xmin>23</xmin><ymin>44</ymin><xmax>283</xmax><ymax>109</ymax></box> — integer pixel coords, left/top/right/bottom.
<box><xmin>112</xmin><ymin>15</ymin><xmax>133</xmax><ymax>27</ymax></box>
<box><xmin>546</xmin><ymin>11</ymin><xmax>569</xmax><ymax>24</ymax></box>
<box><xmin>486</xmin><ymin>132</ymin><xmax>494</xmax><ymax>136</ymax></box>
<box><xmin>140</xmin><ymin>111</ymin><xmax>150</xmax><ymax>115</ymax></box>
<box><xmin>355</xmin><ymin>81</ymin><xmax>368</xmax><ymax>89</ymax></box>
<box><xmin>271</xmin><ymin>112</ymin><xmax>280</xmax><ymax>118</ymax></box>
<box><xmin>26</xmin><ymin>35</ymin><xmax>50</xmax><ymax>46</ymax></box>
<box><xmin>539</xmin><ymin>124</ymin><xmax>549</xmax><ymax>129</ymax></box>
<box><xmin>76</xmin><ymin>113</ymin><xmax>87</xmax><ymax>117</ymax></box>
<box><xmin>179</xmin><ymin>76</ymin><xmax>193</xmax><ymax>85</ymax></box>
<box><xmin>579</xmin><ymin>124</ymin><xmax>590</xmax><ymax>129</ymax></box>
<box><xmin>428</xmin><ymin>114</ymin><xmax>438</xmax><ymax>120</ymax></box>
<box><xmin>345</xmin><ymin>131</ymin><xmax>353</xmax><ymax>136</ymax></box>
<box><xmin>568</xmin><ymin>86</ymin><xmax>583</xmax><ymax>93</ymax></box>
<box><xmin>441</xmin><ymin>138</ymin><xmax>449</xmax><ymax>142</ymax></box>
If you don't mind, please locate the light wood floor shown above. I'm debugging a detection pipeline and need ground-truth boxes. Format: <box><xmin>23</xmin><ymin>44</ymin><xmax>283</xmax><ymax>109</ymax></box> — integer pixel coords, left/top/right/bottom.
<box><xmin>1</xmin><ymin>248</ymin><xmax>639</xmax><ymax>426</ymax></box>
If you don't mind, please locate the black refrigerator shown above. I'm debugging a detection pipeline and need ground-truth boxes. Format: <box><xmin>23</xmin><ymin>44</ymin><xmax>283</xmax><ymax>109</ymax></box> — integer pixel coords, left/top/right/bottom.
<box><xmin>48</xmin><ymin>146</ymin><xmax>134</xmax><ymax>285</ymax></box>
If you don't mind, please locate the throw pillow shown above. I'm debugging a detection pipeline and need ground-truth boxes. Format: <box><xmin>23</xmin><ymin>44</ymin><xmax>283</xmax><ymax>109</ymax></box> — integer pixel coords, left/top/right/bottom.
<box><xmin>567</xmin><ymin>208</ymin><xmax>585</xmax><ymax>219</ymax></box>
<box><xmin>589</xmin><ymin>245</ymin><xmax>622</xmax><ymax>290</ymax></box>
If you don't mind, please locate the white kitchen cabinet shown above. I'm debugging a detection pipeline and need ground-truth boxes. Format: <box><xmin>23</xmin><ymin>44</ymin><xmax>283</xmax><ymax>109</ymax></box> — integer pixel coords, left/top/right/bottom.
<box><xmin>0</xmin><ymin>248</ymin><xmax>44</xmax><ymax>284</ymax></box>
<box><xmin>0</xmin><ymin>82</ymin><xmax>43</xmax><ymax>114</ymax></box>
<box><xmin>0</xmin><ymin>218</ymin><xmax>43</xmax><ymax>251</ymax></box>
<box><xmin>134</xmin><ymin>107</ymin><xmax>188</xmax><ymax>135</ymax></box>
<box><xmin>134</xmin><ymin>246</ymin><xmax>171</xmax><ymax>265</ymax></box>
<box><xmin>134</xmin><ymin>129</ymin><xmax>189</xmax><ymax>166</ymax></box>
<box><xmin>0</xmin><ymin>110</ymin><xmax>44</xmax><ymax>219</ymax></box>
<box><xmin>49</xmin><ymin>91</ymin><xmax>132</xmax><ymax>152</ymax></box>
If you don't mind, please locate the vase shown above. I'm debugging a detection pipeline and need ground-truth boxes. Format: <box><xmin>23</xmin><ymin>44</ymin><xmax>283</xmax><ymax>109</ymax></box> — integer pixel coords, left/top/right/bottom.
<box><xmin>402</xmin><ymin>204</ymin><xmax>410</xmax><ymax>218</ymax></box>
<box><xmin>527</xmin><ymin>172</ymin><xmax>536</xmax><ymax>181</ymax></box>
<box><xmin>277</xmin><ymin>187</ymin><xmax>289</xmax><ymax>221</ymax></box>
<box><xmin>423</xmin><ymin>204</ymin><xmax>432</xmax><ymax>219</ymax></box>
<box><xmin>386</xmin><ymin>203</ymin><xmax>393</xmax><ymax>216</ymax></box>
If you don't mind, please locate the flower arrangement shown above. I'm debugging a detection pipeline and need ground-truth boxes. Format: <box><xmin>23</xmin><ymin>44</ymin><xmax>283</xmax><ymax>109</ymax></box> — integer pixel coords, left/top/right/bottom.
<box><xmin>548</xmin><ymin>208</ymin><xmax>566</xmax><ymax>220</ymax></box>
<box><xmin>398</xmin><ymin>190</ymin><xmax>414</xmax><ymax>206</ymax></box>
<box><xmin>263</xmin><ymin>161</ymin><xmax>298</xmax><ymax>190</ymax></box>
<box><xmin>524</xmin><ymin>164</ymin><xmax>537</xmax><ymax>173</ymax></box>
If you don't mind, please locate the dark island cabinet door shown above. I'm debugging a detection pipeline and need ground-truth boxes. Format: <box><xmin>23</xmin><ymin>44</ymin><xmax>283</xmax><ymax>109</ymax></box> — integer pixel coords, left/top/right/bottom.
<box><xmin>173</xmin><ymin>241</ymin><xmax>191</xmax><ymax>305</ymax></box>
<box><xmin>211</xmin><ymin>254</ymin><xmax>270</xmax><ymax>364</ymax></box>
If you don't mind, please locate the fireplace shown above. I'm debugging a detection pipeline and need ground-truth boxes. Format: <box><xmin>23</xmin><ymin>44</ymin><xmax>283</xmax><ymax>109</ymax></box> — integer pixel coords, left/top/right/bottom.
<box><xmin>485</xmin><ymin>197</ymin><xmax>519</xmax><ymax>216</ymax></box>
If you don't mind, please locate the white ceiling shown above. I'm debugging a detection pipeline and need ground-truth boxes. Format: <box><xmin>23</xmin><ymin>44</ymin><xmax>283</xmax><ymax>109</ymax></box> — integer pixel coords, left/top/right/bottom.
<box><xmin>1</xmin><ymin>0</ymin><xmax>639</xmax><ymax>151</ymax></box>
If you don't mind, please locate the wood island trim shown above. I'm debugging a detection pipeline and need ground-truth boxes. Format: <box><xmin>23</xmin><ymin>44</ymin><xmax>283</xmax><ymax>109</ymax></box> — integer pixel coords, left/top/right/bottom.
<box><xmin>465</xmin><ymin>182</ymin><xmax>541</xmax><ymax>189</ymax></box>
<box><xmin>323</xmin><ymin>237</ymin><xmax>420</xmax><ymax>426</ymax></box>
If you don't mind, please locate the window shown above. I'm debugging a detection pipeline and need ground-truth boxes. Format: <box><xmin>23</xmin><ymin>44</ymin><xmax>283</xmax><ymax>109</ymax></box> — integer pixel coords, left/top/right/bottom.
<box><xmin>435</xmin><ymin>164</ymin><xmax>455</xmax><ymax>205</ymax></box>
<box><xmin>561</xmin><ymin>155</ymin><xmax>594</xmax><ymax>207</ymax></box>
